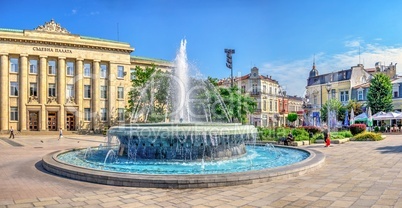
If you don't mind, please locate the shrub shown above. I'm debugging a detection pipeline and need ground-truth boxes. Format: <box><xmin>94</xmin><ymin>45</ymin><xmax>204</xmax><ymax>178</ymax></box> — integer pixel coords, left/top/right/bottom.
<box><xmin>350</xmin><ymin>124</ymin><xmax>366</xmax><ymax>135</ymax></box>
<box><xmin>374</xmin><ymin>126</ymin><xmax>380</xmax><ymax>133</ymax></box>
<box><xmin>352</xmin><ymin>132</ymin><xmax>383</xmax><ymax>141</ymax></box>
<box><xmin>301</xmin><ymin>126</ymin><xmax>322</xmax><ymax>134</ymax></box>
<box><xmin>332</xmin><ymin>130</ymin><xmax>353</xmax><ymax>138</ymax></box>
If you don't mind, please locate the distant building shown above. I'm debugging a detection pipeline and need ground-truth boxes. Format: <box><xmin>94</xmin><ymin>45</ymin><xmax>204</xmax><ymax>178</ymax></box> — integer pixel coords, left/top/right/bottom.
<box><xmin>351</xmin><ymin>76</ymin><xmax>402</xmax><ymax>112</ymax></box>
<box><xmin>219</xmin><ymin>67</ymin><xmax>303</xmax><ymax>127</ymax></box>
<box><xmin>305</xmin><ymin>62</ymin><xmax>370</xmax><ymax>126</ymax></box>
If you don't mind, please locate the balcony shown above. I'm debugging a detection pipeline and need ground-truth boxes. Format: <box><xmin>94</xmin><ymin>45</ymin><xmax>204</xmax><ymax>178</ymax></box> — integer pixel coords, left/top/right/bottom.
<box><xmin>250</xmin><ymin>91</ymin><xmax>260</xmax><ymax>96</ymax></box>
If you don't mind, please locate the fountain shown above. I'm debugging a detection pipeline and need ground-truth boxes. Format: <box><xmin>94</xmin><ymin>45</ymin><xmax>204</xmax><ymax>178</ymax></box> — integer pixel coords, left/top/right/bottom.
<box><xmin>42</xmin><ymin>39</ymin><xmax>325</xmax><ymax>188</ymax></box>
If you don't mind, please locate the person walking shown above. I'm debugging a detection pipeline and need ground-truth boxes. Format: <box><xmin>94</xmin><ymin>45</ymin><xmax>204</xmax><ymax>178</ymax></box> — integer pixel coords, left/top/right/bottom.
<box><xmin>323</xmin><ymin>124</ymin><xmax>331</xmax><ymax>147</ymax></box>
<box><xmin>58</xmin><ymin>127</ymin><xmax>63</xmax><ymax>140</ymax></box>
<box><xmin>9</xmin><ymin>126</ymin><xmax>14</xmax><ymax>139</ymax></box>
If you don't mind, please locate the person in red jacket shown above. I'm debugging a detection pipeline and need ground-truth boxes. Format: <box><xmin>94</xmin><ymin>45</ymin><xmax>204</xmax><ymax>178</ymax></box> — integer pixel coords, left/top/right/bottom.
<box><xmin>323</xmin><ymin>125</ymin><xmax>330</xmax><ymax>147</ymax></box>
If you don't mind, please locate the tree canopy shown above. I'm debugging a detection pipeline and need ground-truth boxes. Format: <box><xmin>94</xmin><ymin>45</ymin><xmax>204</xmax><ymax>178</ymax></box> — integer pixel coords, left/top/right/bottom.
<box><xmin>127</xmin><ymin>65</ymin><xmax>170</xmax><ymax>123</ymax></box>
<box><xmin>367</xmin><ymin>73</ymin><xmax>393</xmax><ymax>114</ymax></box>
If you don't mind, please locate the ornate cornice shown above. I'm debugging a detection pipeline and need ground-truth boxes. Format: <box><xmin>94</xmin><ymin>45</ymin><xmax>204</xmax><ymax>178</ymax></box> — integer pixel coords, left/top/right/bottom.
<box><xmin>0</xmin><ymin>37</ymin><xmax>133</xmax><ymax>53</ymax></box>
<box><xmin>35</xmin><ymin>19</ymin><xmax>70</xmax><ymax>34</ymax></box>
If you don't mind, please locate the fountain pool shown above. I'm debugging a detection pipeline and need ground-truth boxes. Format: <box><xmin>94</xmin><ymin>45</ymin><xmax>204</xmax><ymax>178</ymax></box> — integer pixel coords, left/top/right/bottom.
<box><xmin>41</xmin><ymin>39</ymin><xmax>325</xmax><ymax>188</ymax></box>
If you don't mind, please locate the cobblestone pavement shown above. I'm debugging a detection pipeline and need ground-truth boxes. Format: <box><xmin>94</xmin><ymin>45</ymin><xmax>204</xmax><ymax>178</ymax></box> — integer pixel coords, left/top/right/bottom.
<box><xmin>1</xmin><ymin>133</ymin><xmax>402</xmax><ymax>207</ymax></box>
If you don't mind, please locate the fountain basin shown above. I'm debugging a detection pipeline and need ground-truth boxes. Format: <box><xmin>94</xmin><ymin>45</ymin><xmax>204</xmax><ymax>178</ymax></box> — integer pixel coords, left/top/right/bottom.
<box><xmin>108</xmin><ymin>123</ymin><xmax>257</xmax><ymax>161</ymax></box>
<box><xmin>42</xmin><ymin>145</ymin><xmax>325</xmax><ymax>188</ymax></box>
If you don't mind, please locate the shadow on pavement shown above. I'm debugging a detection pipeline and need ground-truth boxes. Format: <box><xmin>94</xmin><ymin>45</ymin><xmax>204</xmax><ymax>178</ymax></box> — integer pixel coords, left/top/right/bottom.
<box><xmin>376</xmin><ymin>145</ymin><xmax>402</xmax><ymax>154</ymax></box>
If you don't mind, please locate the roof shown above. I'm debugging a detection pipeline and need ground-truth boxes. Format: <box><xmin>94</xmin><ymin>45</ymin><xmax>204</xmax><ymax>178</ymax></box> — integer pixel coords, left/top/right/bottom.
<box><xmin>219</xmin><ymin>73</ymin><xmax>279</xmax><ymax>85</ymax></box>
<box><xmin>307</xmin><ymin>69</ymin><xmax>352</xmax><ymax>86</ymax></box>
<box><xmin>130</xmin><ymin>55</ymin><xmax>171</xmax><ymax>64</ymax></box>
<box><xmin>352</xmin><ymin>82</ymin><xmax>370</xmax><ymax>89</ymax></box>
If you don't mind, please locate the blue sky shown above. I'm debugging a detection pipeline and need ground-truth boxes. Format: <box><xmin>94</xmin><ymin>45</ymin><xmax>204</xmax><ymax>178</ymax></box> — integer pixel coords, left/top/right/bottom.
<box><xmin>1</xmin><ymin>0</ymin><xmax>402</xmax><ymax>96</ymax></box>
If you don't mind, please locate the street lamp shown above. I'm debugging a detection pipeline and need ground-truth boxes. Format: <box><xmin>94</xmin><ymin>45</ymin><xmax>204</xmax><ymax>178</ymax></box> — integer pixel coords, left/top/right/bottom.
<box><xmin>224</xmin><ymin>49</ymin><xmax>235</xmax><ymax>88</ymax></box>
<box><xmin>325</xmin><ymin>82</ymin><xmax>332</xmax><ymax>132</ymax></box>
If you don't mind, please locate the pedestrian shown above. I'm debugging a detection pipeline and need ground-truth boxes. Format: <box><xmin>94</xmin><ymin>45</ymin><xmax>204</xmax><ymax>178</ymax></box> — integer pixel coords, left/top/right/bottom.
<box><xmin>323</xmin><ymin>124</ymin><xmax>330</xmax><ymax>147</ymax></box>
<box><xmin>58</xmin><ymin>127</ymin><xmax>63</xmax><ymax>140</ymax></box>
<box><xmin>9</xmin><ymin>126</ymin><xmax>14</xmax><ymax>139</ymax></box>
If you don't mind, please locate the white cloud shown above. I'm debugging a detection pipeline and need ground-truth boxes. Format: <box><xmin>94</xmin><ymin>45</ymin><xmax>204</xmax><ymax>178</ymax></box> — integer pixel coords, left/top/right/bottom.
<box><xmin>259</xmin><ymin>42</ymin><xmax>402</xmax><ymax>97</ymax></box>
<box><xmin>344</xmin><ymin>39</ymin><xmax>362</xmax><ymax>48</ymax></box>
<box><xmin>90</xmin><ymin>11</ymin><xmax>100</xmax><ymax>15</ymax></box>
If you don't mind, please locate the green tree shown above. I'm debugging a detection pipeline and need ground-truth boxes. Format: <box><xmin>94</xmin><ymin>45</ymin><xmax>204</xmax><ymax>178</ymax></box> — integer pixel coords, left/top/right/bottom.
<box><xmin>367</xmin><ymin>73</ymin><xmax>393</xmax><ymax>114</ymax></box>
<box><xmin>207</xmin><ymin>77</ymin><xmax>257</xmax><ymax>124</ymax></box>
<box><xmin>127</xmin><ymin>65</ymin><xmax>170</xmax><ymax>122</ymax></box>
<box><xmin>320</xmin><ymin>98</ymin><xmax>346</xmax><ymax>122</ymax></box>
<box><xmin>287</xmin><ymin>113</ymin><xmax>298</xmax><ymax>126</ymax></box>
<box><xmin>346</xmin><ymin>99</ymin><xmax>364</xmax><ymax>116</ymax></box>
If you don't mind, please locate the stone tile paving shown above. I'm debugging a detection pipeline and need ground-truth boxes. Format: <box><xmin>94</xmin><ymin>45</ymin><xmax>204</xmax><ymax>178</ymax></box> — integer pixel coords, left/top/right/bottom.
<box><xmin>1</xmin><ymin>133</ymin><xmax>402</xmax><ymax>207</ymax></box>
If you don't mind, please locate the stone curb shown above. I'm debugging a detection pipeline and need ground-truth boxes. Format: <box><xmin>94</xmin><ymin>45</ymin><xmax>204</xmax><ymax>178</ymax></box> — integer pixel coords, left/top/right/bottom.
<box><xmin>42</xmin><ymin>145</ymin><xmax>325</xmax><ymax>189</ymax></box>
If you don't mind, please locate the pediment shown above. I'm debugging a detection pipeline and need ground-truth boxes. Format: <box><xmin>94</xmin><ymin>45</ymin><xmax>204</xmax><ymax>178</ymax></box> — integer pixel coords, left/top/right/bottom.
<box><xmin>35</xmin><ymin>19</ymin><xmax>70</xmax><ymax>34</ymax></box>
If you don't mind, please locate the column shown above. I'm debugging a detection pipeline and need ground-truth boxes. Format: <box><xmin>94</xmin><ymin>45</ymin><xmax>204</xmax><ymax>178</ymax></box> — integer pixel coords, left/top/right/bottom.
<box><xmin>39</xmin><ymin>56</ymin><xmax>47</xmax><ymax>130</ymax></box>
<box><xmin>19</xmin><ymin>54</ymin><xmax>28</xmax><ymax>131</ymax></box>
<box><xmin>92</xmin><ymin>60</ymin><xmax>100</xmax><ymax>131</ymax></box>
<box><xmin>108</xmin><ymin>63</ymin><xmax>116</xmax><ymax>127</ymax></box>
<box><xmin>75</xmin><ymin>59</ymin><xmax>83</xmax><ymax>128</ymax></box>
<box><xmin>0</xmin><ymin>54</ymin><xmax>9</xmax><ymax>131</ymax></box>
<box><xmin>57</xmin><ymin>57</ymin><xmax>66</xmax><ymax>130</ymax></box>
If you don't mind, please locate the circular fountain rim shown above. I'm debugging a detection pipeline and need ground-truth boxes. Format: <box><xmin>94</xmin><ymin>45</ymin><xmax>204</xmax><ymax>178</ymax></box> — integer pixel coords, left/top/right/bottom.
<box><xmin>42</xmin><ymin>145</ymin><xmax>325</xmax><ymax>188</ymax></box>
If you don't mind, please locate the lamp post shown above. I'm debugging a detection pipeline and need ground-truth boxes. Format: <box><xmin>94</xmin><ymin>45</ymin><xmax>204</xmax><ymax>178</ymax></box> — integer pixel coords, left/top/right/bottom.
<box><xmin>224</xmin><ymin>49</ymin><xmax>235</xmax><ymax>88</ymax></box>
<box><xmin>325</xmin><ymin>82</ymin><xmax>332</xmax><ymax>133</ymax></box>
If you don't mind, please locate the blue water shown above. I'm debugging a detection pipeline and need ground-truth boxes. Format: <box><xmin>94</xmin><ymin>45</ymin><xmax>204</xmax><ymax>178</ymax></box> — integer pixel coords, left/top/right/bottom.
<box><xmin>57</xmin><ymin>145</ymin><xmax>309</xmax><ymax>175</ymax></box>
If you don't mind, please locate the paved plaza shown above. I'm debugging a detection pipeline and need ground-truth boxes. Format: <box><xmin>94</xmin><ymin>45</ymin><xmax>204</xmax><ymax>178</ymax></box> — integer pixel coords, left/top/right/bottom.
<box><xmin>1</xmin><ymin>133</ymin><xmax>402</xmax><ymax>208</ymax></box>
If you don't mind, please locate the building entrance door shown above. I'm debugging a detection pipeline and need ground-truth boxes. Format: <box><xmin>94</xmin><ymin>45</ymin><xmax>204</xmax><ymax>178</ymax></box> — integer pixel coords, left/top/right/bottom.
<box><xmin>66</xmin><ymin>112</ymin><xmax>75</xmax><ymax>131</ymax></box>
<box><xmin>28</xmin><ymin>111</ymin><xmax>39</xmax><ymax>131</ymax></box>
<box><xmin>48</xmin><ymin>112</ymin><xmax>57</xmax><ymax>131</ymax></box>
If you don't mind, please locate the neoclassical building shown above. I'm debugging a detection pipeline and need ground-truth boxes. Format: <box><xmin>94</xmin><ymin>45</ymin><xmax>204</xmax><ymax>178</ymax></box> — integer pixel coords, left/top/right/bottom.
<box><xmin>0</xmin><ymin>20</ymin><xmax>172</xmax><ymax>132</ymax></box>
<box><xmin>218</xmin><ymin>67</ymin><xmax>304</xmax><ymax>127</ymax></box>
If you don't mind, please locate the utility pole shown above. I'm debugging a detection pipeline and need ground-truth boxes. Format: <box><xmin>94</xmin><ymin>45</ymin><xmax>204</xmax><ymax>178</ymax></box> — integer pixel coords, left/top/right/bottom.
<box><xmin>224</xmin><ymin>49</ymin><xmax>235</xmax><ymax>88</ymax></box>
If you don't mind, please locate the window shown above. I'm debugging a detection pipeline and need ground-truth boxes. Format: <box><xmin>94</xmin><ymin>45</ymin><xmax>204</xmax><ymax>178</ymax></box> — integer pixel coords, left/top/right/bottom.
<box><xmin>269</xmin><ymin>87</ymin><xmax>272</xmax><ymax>94</ymax></box>
<box><xmin>331</xmin><ymin>89</ymin><xmax>336</xmax><ymax>99</ymax></box>
<box><xmin>252</xmin><ymin>84</ymin><xmax>258</xmax><ymax>94</ymax></box>
<box><xmin>66</xmin><ymin>61</ymin><xmax>74</xmax><ymax>76</ymax></box>
<box><xmin>10</xmin><ymin>82</ymin><xmax>18</xmax><ymax>96</ymax></box>
<box><xmin>49</xmin><ymin>83</ymin><xmax>56</xmax><ymax>97</ymax></box>
<box><xmin>263</xmin><ymin>100</ymin><xmax>267</xmax><ymax>111</ymax></box>
<box><xmin>29</xmin><ymin>59</ymin><xmax>38</xmax><ymax>74</ymax></box>
<box><xmin>340</xmin><ymin>90</ymin><xmax>349</xmax><ymax>103</ymax></box>
<box><xmin>117</xmin><ymin>66</ymin><xmax>124</xmax><ymax>78</ymax></box>
<box><xmin>393</xmin><ymin>84</ymin><xmax>399</xmax><ymax>98</ymax></box>
<box><xmin>241</xmin><ymin>85</ymin><xmax>246</xmax><ymax>93</ymax></box>
<box><xmin>84</xmin><ymin>108</ymin><xmax>91</xmax><ymax>121</ymax></box>
<box><xmin>313</xmin><ymin>95</ymin><xmax>317</xmax><ymax>105</ymax></box>
<box><xmin>118</xmin><ymin>108</ymin><xmax>124</xmax><ymax>121</ymax></box>
<box><xmin>274</xmin><ymin>101</ymin><xmax>277</xmax><ymax>111</ymax></box>
<box><xmin>10</xmin><ymin>58</ymin><xmax>18</xmax><ymax>73</ymax></box>
<box><xmin>48</xmin><ymin>60</ymin><xmax>56</xmax><ymax>75</ymax></box>
<box><xmin>101</xmin><ymin>86</ymin><xmax>107</xmax><ymax>99</ymax></box>
<box><xmin>100</xmin><ymin>64</ymin><xmax>107</xmax><ymax>78</ymax></box>
<box><xmin>263</xmin><ymin>85</ymin><xmax>267</xmax><ymax>93</ymax></box>
<box><xmin>269</xmin><ymin>100</ymin><xmax>272</xmax><ymax>111</ymax></box>
<box><xmin>101</xmin><ymin>108</ymin><xmax>107</xmax><ymax>121</ymax></box>
<box><xmin>84</xmin><ymin>63</ymin><xmax>91</xmax><ymax>77</ymax></box>
<box><xmin>84</xmin><ymin>85</ymin><xmax>91</xmax><ymax>98</ymax></box>
<box><xmin>30</xmin><ymin>83</ymin><xmax>38</xmax><ymax>96</ymax></box>
<box><xmin>10</xmin><ymin>107</ymin><xmax>18</xmax><ymax>121</ymax></box>
<box><xmin>358</xmin><ymin>90</ymin><xmax>363</xmax><ymax>101</ymax></box>
<box><xmin>66</xmin><ymin>84</ymin><xmax>74</xmax><ymax>98</ymax></box>
<box><xmin>117</xmin><ymin>87</ymin><xmax>124</xmax><ymax>99</ymax></box>
<box><xmin>130</xmin><ymin>68</ymin><xmax>135</xmax><ymax>80</ymax></box>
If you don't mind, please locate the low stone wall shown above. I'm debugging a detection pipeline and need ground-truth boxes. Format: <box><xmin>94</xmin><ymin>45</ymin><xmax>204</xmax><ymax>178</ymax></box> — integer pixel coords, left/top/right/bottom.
<box><xmin>42</xmin><ymin>146</ymin><xmax>325</xmax><ymax>189</ymax></box>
